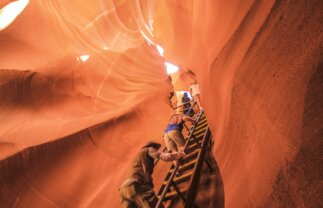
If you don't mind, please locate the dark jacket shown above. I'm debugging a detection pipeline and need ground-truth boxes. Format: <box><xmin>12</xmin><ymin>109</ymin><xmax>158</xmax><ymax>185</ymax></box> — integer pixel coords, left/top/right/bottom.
<box><xmin>126</xmin><ymin>143</ymin><xmax>160</xmax><ymax>187</ymax></box>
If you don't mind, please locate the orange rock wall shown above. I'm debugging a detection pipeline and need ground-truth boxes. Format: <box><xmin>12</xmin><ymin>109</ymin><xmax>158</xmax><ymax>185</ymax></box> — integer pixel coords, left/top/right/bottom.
<box><xmin>0</xmin><ymin>0</ymin><xmax>322</xmax><ymax>207</ymax></box>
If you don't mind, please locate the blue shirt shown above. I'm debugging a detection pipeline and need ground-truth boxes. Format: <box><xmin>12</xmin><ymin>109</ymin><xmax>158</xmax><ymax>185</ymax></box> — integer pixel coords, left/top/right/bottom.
<box><xmin>164</xmin><ymin>114</ymin><xmax>184</xmax><ymax>133</ymax></box>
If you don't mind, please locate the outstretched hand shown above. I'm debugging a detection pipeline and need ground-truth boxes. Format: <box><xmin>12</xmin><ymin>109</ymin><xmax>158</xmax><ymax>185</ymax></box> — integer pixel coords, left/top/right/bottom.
<box><xmin>177</xmin><ymin>150</ymin><xmax>186</xmax><ymax>158</ymax></box>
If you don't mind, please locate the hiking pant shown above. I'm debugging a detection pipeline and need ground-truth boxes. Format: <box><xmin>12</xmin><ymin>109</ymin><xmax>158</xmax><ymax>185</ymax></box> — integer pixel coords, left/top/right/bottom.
<box><xmin>163</xmin><ymin>130</ymin><xmax>185</xmax><ymax>152</ymax></box>
<box><xmin>120</xmin><ymin>179</ymin><xmax>163</xmax><ymax>208</ymax></box>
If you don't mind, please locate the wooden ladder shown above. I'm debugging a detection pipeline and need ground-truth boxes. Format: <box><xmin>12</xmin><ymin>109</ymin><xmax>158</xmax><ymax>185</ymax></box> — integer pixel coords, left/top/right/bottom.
<box><xmin>156</xmin><ymin>111</ymin><xmax>213</xmax><ymax>208</ymax></box>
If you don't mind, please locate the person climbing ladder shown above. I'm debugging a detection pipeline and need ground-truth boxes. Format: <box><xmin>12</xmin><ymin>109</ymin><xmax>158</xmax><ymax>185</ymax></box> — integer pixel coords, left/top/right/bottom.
<box><xmin>119</xmin><ymin>141</ymin><xmax>185</xmax><ymax>208</ymax></box>
<box><xmin>163</xmin><ymin>113</ymin><xmax>196</xmax><ymax>154</ymax></box>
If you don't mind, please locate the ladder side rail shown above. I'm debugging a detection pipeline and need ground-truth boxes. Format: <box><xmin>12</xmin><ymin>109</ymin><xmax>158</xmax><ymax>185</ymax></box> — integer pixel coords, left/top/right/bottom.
<box><xmin>155</xmin><ymin>157</ymin><xmax>182</xmax><ymax>208</ymax></box>
<box><xmin>184</xmin><ymin>127</ymin><xmax>211</xmax><ymax>208</ymax></box>
<box><xmin>171</xmin><ymin>181</ymin><xmax>187</xmax><ymax>202</ymax></box>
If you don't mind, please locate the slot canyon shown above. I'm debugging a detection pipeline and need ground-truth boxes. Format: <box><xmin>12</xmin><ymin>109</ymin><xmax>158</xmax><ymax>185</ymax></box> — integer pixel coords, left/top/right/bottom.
<box><xmin>0</xmin><ymin>0</ymin><xmax>322</xmax><ymax>207</ymax></box>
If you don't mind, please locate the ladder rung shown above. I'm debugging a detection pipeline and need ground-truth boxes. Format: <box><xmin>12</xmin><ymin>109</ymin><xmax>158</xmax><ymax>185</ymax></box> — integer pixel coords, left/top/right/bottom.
<box><xmin>187</xmin><ymin>129</ymin><xmax>206</xmax><ymax>146</ymax></box>
<box><xmin>195</xmin><ymin>121</ymin><xmax>207</xmax><ymax>130</ymax></box>
<box><xmin>193</xmin><ymin>126</ymin><xmax>208</xmax><ymax>135</ymax></box>
<box><xmin>186</xmin><ymin>142</ymin><xmax>201</xmax><ymax>152</ymax></box>
<box><xmin>161</xmin><ymin>153</ymin><xmax>198</xmax><ymax>188</ymax></box>
<box><xmin>195</xmin><ymin>124</ymin><xmax>207</xmax><ymax>132</ymax></box>
<box><xmin>163</xmin><ymin>170</ymin><xmax>193</xmax><ymax>185</ymax></box>
<box><xmin>197</xmin><ymin>116</ymin><xmax>207</xmax><ymax>123</ymax></box>
<box><xmin>197</xmin><ymin>120</ymin><xmax>206</xmax><ymax>127</ymax></box>
<box><xmin>188</xmin><ymin>133</ymin><xmax>204</xmax><ymax>146</ymax></box>
<box><xmin>158</xmin><ymin>188</ymin><xmax>188</xmax><ymax>201</ymax></box>
<box><xmin>197</xmin><ymin>118</ymin><xmax>206</xmax><ymax>124</ymax></box>
<box><xmin>188</xmin><ymin>133</ymin><xmax>204</xmax><ymax>145</ymax></box>
<box><xmin>196</xmin><ymin>131</ymin><xmax>206</xmax><ymax>138</ymax></box>
<box><xmin>198</xmin><ymin>116</ymin><xmax>207</xmax><ymax>123</ymax></box>
<box><xmin>189</xmin><ymin>118</ymin><xmax>206</xmax><ymax>132</ymax></box>
<box><xmin>170</xmin><ymin>159</ymin><xmax>197</xmax><ymax>174</ymax></box>
<box><xmin>186</xmin><ymin>127</ymin><xmax>205</xmax><ymax>140</ymax></box>
<box><xmin>182</xmin><ymin>150</ymin><xmax>200</xmax><ymax>162</ymax></box>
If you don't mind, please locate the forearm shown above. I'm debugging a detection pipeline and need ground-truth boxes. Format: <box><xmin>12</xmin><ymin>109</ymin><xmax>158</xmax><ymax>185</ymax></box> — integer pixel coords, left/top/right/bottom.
<box><xmin>183</xmin><ymin>116</ymin><xmax>196</xmax><ymax>123</ymax></box>
<box><xmin>159</xmin><ymin>152</ymin><xmax>185</xmax><ymax>162</ymax></box>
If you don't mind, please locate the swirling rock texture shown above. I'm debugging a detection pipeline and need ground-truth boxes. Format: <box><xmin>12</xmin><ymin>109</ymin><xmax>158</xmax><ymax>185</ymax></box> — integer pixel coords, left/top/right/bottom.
<box><xmin>0</xmin><ymin>0</ymin><xmax>322</xmax><ymax>207</ymax></box>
